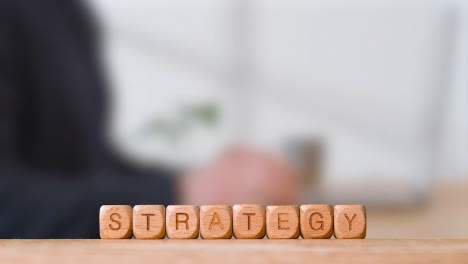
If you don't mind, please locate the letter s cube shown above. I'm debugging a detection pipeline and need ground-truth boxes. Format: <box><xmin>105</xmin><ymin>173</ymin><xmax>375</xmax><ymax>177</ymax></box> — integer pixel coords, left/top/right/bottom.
<box><xmin>100</xmin><ymin>205</ymin><xmax>133</xmax><ymax>239</ymax></box>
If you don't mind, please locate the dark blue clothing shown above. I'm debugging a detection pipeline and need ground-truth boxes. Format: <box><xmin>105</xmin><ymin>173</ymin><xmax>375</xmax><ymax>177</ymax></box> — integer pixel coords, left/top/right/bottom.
<box><xmin>0</xmin><ymin>0</ymin><xmax>174</xmax><ymax>238</ymax></box>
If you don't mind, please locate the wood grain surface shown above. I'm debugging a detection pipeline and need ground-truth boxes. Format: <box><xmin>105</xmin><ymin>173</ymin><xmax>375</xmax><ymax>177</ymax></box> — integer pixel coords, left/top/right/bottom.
<box><xmin>0</xmin><ymin>239</ymin><xmax>467</xmax><ymax>264</ymax></box>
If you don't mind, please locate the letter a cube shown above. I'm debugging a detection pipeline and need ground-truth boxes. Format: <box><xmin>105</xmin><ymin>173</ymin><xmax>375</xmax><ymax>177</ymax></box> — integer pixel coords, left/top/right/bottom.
<box><xmin>200</xmin><ymin>205</ymin><xmax>232</xmax><ymax>239</ymax></box>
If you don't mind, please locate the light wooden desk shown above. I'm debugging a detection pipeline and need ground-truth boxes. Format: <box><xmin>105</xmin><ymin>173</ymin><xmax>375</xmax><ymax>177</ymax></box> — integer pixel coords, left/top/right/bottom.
<box><xmin>0</xmin><ymin>239</ymin><xmax>467</xmax><ymax>263</ymax></box>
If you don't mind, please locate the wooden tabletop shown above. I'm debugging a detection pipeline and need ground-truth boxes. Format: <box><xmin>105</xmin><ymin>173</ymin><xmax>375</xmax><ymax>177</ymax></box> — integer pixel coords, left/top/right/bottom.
<box><xmin>0</xmin><ymin>239</ymin><xmax>467</xmax><ymax>264</ymax></box>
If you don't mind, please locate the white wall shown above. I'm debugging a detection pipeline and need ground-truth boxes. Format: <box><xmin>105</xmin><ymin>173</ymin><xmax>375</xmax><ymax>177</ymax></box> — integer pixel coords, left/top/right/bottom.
<box><xmin>89</xmin><ymin>0</ymin><xmax>467</xmax><ymax>188</ymax></box>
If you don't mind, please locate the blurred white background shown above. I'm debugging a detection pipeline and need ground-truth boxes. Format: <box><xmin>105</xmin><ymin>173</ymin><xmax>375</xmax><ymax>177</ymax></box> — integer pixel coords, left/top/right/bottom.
<box><xmin>88</xmin><ymin>0</ymin><xmax>467</xmax><ymax>207</ymax></box>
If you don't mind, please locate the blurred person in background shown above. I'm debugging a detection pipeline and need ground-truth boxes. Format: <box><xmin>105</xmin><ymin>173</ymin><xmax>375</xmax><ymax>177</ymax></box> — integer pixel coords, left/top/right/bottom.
<box><xmin>0</xmin><ymin>0</ymin><xmax>300</xmax><ymax>238</ymax></box>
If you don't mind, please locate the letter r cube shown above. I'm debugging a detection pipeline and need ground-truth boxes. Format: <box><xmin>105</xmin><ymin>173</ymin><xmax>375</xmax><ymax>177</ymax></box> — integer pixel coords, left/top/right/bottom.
<box><xmin>166</xmin><ymin>205</ymin><xmax>200</xmax><ymax>239</ymax></box>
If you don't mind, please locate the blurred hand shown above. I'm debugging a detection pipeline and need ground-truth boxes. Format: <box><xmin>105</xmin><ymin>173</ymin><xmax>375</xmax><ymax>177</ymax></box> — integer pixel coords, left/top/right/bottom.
<box><xmin>178</xmin><ymin>146</ymin><xmax>302</xmax><ymax>205</ymax></box>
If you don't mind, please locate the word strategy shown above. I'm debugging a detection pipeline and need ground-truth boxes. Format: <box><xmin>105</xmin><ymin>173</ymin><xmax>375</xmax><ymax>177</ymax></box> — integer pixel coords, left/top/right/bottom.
<box><xmin>100</xmin><ymin>204</ymin><xmax>366</xmax><ymax>239</ymax></box>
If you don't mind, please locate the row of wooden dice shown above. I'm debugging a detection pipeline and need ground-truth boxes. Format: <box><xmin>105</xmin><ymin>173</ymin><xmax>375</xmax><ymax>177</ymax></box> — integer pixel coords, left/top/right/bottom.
<box><xmin>100</xmin><ymin>204</ymin><xmax>366</xmax><ymax>239</ymax></box>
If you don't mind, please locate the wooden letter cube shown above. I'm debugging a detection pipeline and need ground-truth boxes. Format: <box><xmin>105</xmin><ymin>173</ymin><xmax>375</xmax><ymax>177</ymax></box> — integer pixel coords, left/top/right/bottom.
<box><xmin>166</xmin><ymin>205</ymin><xmax>199</xmax><ymax>239</ymax></box>
<box><xmin>233</xmin><ymin>204</ymin><xmax>266</xmax><ymax>239</ymax></box>
<box><xmin>334</xmin><ymin>205</ymin><xmax>366</xmax><ymax>239</ymax></box>
<box><xmin>200</xmin><ymin>205</ymin><xmax>232</xmax><ymax>239</ymax></box>
<box><xmin>100</xmin><ymin>205</ymin><xmax>133</xmax><ymax>239</ymax></box>
<box><xmin>266</xmin><ymin>205</ymin><xmax>300</xmax><ymax>239</ymax></box>
<box><xmin>300</xmin><ymin>204</ymin><xmax>333</xmax><ymax>239</ymax></box>
<box><xmin>133</xmin><ymin>205</ymin><xmax>165</xmax><ymax>239</ymax></box>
